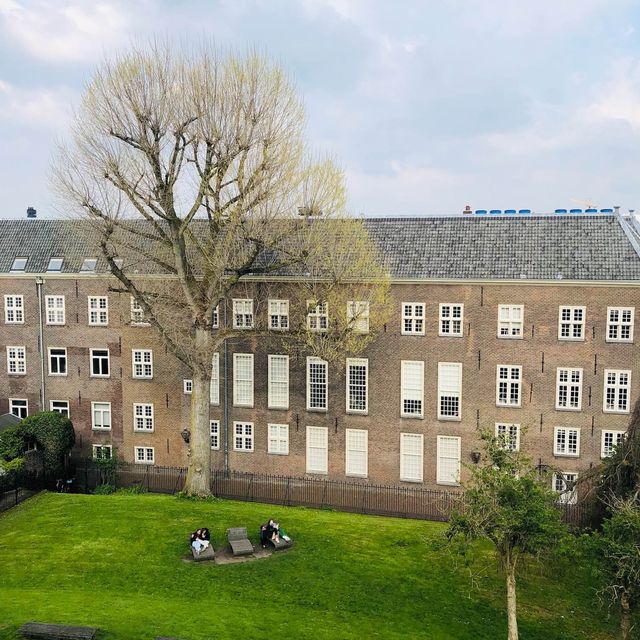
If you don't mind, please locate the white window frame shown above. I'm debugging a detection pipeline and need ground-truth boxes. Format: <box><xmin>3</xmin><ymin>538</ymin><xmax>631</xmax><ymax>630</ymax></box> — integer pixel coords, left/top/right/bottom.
<box><xmin>268</xmin><ymin>299</ymin><xmax>289</xmax><ymax>330</ymax></box>
<box><xmin>438</xmin><ymin>362</ymin><xmax>462</xmax><ymax>421</ymax></box>
<box><xmin>401</xmin><ymin>302</ymin><xmax>425</xmax><ymax>335</ymax></box>
<box><xmin>555</xmin><ymin>367</ymin><xmax>583</xmax><ymax>411</ymax></box>
<box><xmin>268</xmin><ymin>354</ymin><xmax>289</xmax><ymax>409</ymax></box>
<box><xmin>603</xmin><ymin>369</ymin><xmax>631</xmax><ymax>414</ymax></box>
<box><xmin>9</xmin><ymin>398</ymin><xmax>28</xmax><ymax>419</ymax></box>
<box><xmin>552</xmin><ymin>472</ymin><xmax>578</xmax><ymax>504</ymax></box>
<box><xmin>554</xmin><ymin>427</ymin><xmax>580</xmax><ymax>457</ymax></box>
<box><xmin>49</xmin><ymin>400</ymin><xmax>70</xmax><ymax>418</ymax></box>
<box><xmin>439</xmin><ymin>303</ymin><xmax>463</xmax><ymax>337</ymax></box>
<box><xmin>495</xmin><ymin>423</ymin><xmax>520</xmax><ymax>452</ymax></box>
<box><xmin>233</xmin><ymin>353</ymin><xmax>254</xmax><ymax>407</ymax></box>
<box><xmin>558</xmin><ymin>306</ymin><xmax>585</xmax><ymax>341</ymax></box>
<box><xmin>47</xmin><ymin>257</ymin><xmax>64</xmax><ymax>272</ymax></box>
<box><xmin>346</xmin><ymin>358</ymin><xmax>368</xmax><ymax>414</ymax></box>
<box><xmin>307</xmin><ymin>357</ymin><xmax>328</xmax><ymax>412</ymax></box>
<box><xmin>133</xmin><ymin>403</ymin><xmax>154</xmax><ymax>432</ymax></box>
<box><xmin>10</xmin><ymin>257</ymin><xmax>27</xmax><ymax>272</ymax></box>
<box><xmin>401</xmin><ymin>360</ymin><xmax>424</xmax><ymax>418</ymax></box>
<box><xmin>6</xmin><ymin>346</ymin><xmax>26</xmax><ymax>375</ymax></box>
<box><xmin>232</xmin><ymin>299</ymin><xmax>254</xmax><ymax>329</ymax></box>
<box><xmin>345</xmin><ymin>428</ymin><xmax>368</xmax><ymax>478</ymax></box>
<box><xmin>88</xmin><ymin>296</ymin><xmax>109</xmax><ymax>326</ymax></box>
<box><xmin>400</xmin><ymin>432</ymin><xmax>423</xmax><ymax>483</ymax></box>
<box><xmin>91</xmin><ymin>402</ymin><xmax>111</xmax><ymax>431</ymax></box>
<box><xmin>497</xmin><ymin>304</ymin><xmax>524</xmax><ymax>339</ymax></box>
<box><xmin>210</xmin><ymin>353</ymin><xmax>220</xmax><ymax>405</ymax></box>
<box><xmin>306</xmin><ymin>426</ymin><xmax>328</xmax><ymax>474</ymax></box>
<box><xmin>496</xmin><ymin>365</ymin><xmax>522</xmax><ymax>407</ymax></box>
<box><xmin>183</xmin><ymin>379</ymin><xmax>193</xmax><ymax>394</ymax></box>
<box><xmin>45</xmin><ymin>295</ymin><xmax>65</xmax><ymax>325</ymax></box>
<box><xmin>90</xmin><ymin>348</ymin><xmax>110</xmax><ymax>378</ymax></box>
<box><xmin>210</xmin><ymin>420</ymin><xmax>220</xmax><ymax>450</ymax></box>
<box><xmin>347</xmin><ymin>301</ymin><xmax>370</xmax><ymax>334</ymax></box>
<box><xmin>601</xmin><ymin>430</ymin><xmax>625</xmax><ymax>458</ymax></box>
<box><xmin>132</xmin><ymin>349</ymin><xmax>153</xmax><ymax>379</ymax></box>
<box><xmin>268</xmin><ymin>423</ymin><xmax>289</xmax><ymax>455</ymax></box>
<box><xmin>437</xmin><ymin>435</ymin><xmax>462</xmax><ymax>486</ymax></box>
<box><xmin>92</xmin><ymin>444</ymin><xmax>112</xmax><ymax>460</ymax></box>
<box><xmin>606</xmin><ymin>307</ymin><xmax>634</xmax><ymax>343</ymax></box>
<box><xmin>48</xmin><ymin>347</ymin><xmax>67</xmax><ymax>376</ymax></box>
<box><xmin>212</xmin><ymin>304</ymin><xmax>219</xmax><ymax>329</ymax></box>
<box><xmin>233</xmin><ymin>422</ymin><xmax>254</xmax><ymax>452</ymax></box>
<box><xmin>307</xmin><ymin>300</ymin><xmax>328</xmax><ymax>333</ymax></box>
<box><xmin>130</xmin><ymin>297</ymin><xmax>149</xmax><ymax>325</ymax></box>
<box><xmin>4</xmin><ymin>295</ymin><xmax>24</xmax><ymax>324</ymax></box>
<box><xmin>134</xmin><ymin>446</ymin><xmax>154</xmax><ymax>465</ymax></box>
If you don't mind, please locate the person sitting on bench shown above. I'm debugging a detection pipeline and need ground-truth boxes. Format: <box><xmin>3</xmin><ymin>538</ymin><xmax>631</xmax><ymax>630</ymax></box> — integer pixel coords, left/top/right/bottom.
<box><xmin>260</xmin><ymin>519</ymin><xmax>280</xmax><ymax>547</ymax></box>
<box><xmin>190</xmin><ymin>527</ymin><xmax>211</xmax><ymax>554</ymax></box>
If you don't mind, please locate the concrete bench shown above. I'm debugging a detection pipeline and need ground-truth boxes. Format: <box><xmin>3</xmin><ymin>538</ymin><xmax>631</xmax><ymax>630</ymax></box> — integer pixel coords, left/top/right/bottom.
<box><xmin>19</xmin><ymin>622</ymin><xmax>97</xmax><ymax>639</ymax></box>
<box><xmin>191</xmin><ymin>542</ymin><xmax>215</xmax><ymax>562</ymax></box>
<box><xmin>227</xmin><ymin>527</ymin><xmax>253</xmax><ymax>556</ymax></box>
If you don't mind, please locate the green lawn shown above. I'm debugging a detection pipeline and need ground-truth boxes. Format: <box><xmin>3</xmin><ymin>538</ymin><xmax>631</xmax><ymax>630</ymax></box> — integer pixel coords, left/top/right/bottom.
<box><xmin>0</xmin><ymin>492</ymin><xmax>622</xmax><ymax>640</ymax></box>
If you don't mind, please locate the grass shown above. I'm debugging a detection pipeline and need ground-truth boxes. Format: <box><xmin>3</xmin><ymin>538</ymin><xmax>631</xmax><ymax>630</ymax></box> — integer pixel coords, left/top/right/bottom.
<box><xmin>0</xmin><ymin>492</ymin><xmax>623</xmax><ymax>640</ymax></box>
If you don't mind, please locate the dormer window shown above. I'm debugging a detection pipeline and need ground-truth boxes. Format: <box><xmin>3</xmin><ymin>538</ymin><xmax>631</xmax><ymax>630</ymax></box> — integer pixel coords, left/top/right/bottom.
<box><xmin>80</xmin><ymin>258</ymin><xmax>97</xmax><ymax>272</ymax></box>
<box><xmin>47</xmin><ymin>257</ymin><xmax>64</xmax><ymax>272</ymax></box>
<box><xmin>10</xmin><ymin>257</ymin><xmax>27</xmax><ymax>272</ymax></box>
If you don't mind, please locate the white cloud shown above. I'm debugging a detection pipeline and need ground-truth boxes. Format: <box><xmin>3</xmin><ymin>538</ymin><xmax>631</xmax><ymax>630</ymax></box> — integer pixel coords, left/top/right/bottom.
<box><xmin>0</xmin><ymin>79</ymin><xmax>75</xmax><ymax>128</ymax></box>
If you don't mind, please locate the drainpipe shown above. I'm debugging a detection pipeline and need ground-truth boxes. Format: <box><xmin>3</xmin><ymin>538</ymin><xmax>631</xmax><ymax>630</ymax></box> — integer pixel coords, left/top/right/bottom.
<box><xmin>35</xmin><ymin>277</ymin><xmax>46</xmax><ymax>411</ymax></box>
<box><xmin>223</xmin><ymin>302</ymin><xmax>229</xmax><ymax>477</ymax></box>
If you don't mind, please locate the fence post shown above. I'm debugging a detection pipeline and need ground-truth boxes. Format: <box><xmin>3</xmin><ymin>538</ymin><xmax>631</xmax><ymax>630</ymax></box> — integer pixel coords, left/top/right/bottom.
<box><xmin>285</xmin><ymin>477</ymin><xmax>291</xmax><ymax>506</ymax></box>
<box><xmin>85</xmin><ymin>465</ymin><xmax>88</xmax><ymax>493</ymax></box>
<box><xmin>14</xmin><ymin>487</ymin><xmax>18</xmax><ymax>506</ymax></box>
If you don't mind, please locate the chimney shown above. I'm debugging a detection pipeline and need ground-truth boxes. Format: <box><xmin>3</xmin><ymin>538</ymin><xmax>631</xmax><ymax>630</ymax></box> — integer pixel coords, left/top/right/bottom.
<box><xmin>463</xmin><ymin>204</ymin><xmax>472</xmax><ymax>215</ymax></box>
<box><xmin>26</xmin><ymin>207</ymin><xmax>36</xmax><ymax>219</ymax></box>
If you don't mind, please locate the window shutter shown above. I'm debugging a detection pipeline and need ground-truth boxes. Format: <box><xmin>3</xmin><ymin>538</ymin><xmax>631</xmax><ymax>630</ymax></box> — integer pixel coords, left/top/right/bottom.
<box><xmin>306</xmin><ymin>426</ymin><xmax>328</xmax><ymax>474</ymax></box>
<box><xmin>345</xmin><ymin>429</ymin><xmax>368</xmax><ymax>477</ymax></box>
<box><xmin>400</xmin><ymin>433</ymin><xmax>423</xmax><ymax>482</ymax></box>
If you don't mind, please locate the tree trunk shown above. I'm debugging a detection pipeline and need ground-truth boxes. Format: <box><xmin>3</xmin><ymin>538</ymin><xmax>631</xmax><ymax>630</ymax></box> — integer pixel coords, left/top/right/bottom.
<box><xmin>505</xmin><ymin>561</ymin><xmax>519</xmax><ymax>640</ymax></box>
<box><xmin>621</xmin><ymin>591</ymin><xmax>631</xmax><ymax>640</ymax></box>
<box><xmin>183</xmin><ymin>328</ymin><xmax>213</xmax><ymax>496</ymax></box>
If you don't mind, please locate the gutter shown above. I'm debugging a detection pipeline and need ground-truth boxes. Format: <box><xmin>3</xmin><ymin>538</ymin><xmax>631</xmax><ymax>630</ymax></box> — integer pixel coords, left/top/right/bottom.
<box><xmin>35</xmin><ymin>277</ymin><xmax>46</xmax><ymax>411</ymax></box>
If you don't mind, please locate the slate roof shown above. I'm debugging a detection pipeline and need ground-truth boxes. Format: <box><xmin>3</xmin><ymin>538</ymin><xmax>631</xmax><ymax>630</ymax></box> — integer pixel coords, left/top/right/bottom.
<box><xmin>0</xmin><ymin>413</ymin><xmax>22</xmax><ymax>433</ymax></box>
<box><xmin>0</xmin><ymin>215</ymin><xmax>639</xmax><ymax>281</ymax></box>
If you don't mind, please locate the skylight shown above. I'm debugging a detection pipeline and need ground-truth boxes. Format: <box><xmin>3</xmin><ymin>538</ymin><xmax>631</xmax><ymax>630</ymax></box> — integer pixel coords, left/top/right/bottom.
<box><xmin>80</xmin><ymin>258</ymin><xmax>97</xmax><ymax>272</ymax></box>
<box><xmin>10</xmin><ymin>257</ymin><xmax>27</xmax><ymax>272</ymax></box>
<box><xmin>47</xmin><ymin>257</ymin><xmax>64</xmax><ymax>272</ymax></box>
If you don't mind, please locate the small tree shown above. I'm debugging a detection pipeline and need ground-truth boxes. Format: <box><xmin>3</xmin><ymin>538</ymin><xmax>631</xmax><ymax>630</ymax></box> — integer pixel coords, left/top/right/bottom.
<box><xmin>447</xmin><ymin>431</ymin><xmax>566</xmax><ymax>640</ymax></box>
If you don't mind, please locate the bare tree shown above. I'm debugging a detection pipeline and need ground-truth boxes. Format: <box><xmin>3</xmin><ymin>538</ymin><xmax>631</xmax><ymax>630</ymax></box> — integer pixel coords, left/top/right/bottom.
<box><xmin>52</xmin><ymin>42</ymin><xmax>390</xmax><ymax>495</ymax></box>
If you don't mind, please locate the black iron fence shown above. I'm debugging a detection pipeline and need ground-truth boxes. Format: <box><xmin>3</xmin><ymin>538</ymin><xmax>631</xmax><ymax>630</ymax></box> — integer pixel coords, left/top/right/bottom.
<box><xmin>73</xmin><ymin>461</ymin><xmax>591</xmax><ymax>528</ymax></box>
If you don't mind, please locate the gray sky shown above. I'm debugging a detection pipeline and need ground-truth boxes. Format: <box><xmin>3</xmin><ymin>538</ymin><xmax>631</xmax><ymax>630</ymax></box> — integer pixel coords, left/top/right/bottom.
<box><xmin>1</xmin><ymin>0</ymin><xmax>640</xmax><ymax>218</ymax></box>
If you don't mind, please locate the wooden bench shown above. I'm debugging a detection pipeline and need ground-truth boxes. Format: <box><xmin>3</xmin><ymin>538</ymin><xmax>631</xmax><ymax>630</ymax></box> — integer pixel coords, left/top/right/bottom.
<box><xmin>19</xmin><ymin>622</ymin><xmax>97</xmax><ymax>639</ymax></box>
<box><xmin>227</xmin><ymin>527</ymin><xmax>253</xmax><ymax>556</ymax></box>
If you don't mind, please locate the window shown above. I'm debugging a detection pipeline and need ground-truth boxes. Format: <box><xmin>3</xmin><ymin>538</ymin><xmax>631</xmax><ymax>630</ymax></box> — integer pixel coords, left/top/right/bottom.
<box><xmin>402</xmin><ymin>303</ymin><xmax>425</xmax><ymax>335</ymax></box>
<box><xmin>268</xmin><ymin>355</ymin><xmax>289</xmax><ymax>409</ymax></box>
<box><xmin>347</xmin><ymin>301</ymin><xmax>370</xmax><ymax>334</ymax></box>
<box><xmin>133</xmin><ymin>403</ymin><xmax>154</xmax><ymax>431</ymax></box>
<box><xmin>438</xmin><ymin>362</ymin><xmax>462</xmax><ymax>420</ymax></box>
<box><xmin>7</xmin><ymin>346</ymin><xmax>26</xmax><ymax>375</ymax></box>
<box><xmin>345</xmin><ymin>429</ymin><xmax>368</xmax><ymax>477</ymax></box>
<box><xmin>80</xmin><ymin>258</ymin><xmax>97</xmax><ymax>272</ymax></box>
<box><xmin>233</xmin><ymin>422</ymin><xmax>254</xmax><ymax>452</ymax></box>
<box><xmin>601</xmin><ymin>430</ymin><xmax>625</xmax><ymax>458</ymax></box>
<box><xmin>210</xmin><ymin>420</ymin><xmax>220</xmax><ymax>450</ymax></box>
<box><xmin>45</xmin><ymin>295</ymin><xmax>65</xmax><ymax>325</ymax></box>
<box><xmin>92</xmin><ymin>445</ymin><xmax>112</xmax><ymax>460</ymax></box>
<box><xmin>130</xmin><ymin>297</ymin><xmax>148</xmax><ymax>324</ymax></box>
<box><xmin>400</xmin><ymin>433</ymin><xmax>423</xmax><ymax>482</ymax></box>
<box><xmin>48</xmin><ymin>348</ymin><xmax>67</xmax><ymax>376</ymax></box>
<box><xmin>554</xmin><ymin>427</ymin><xmax>580</xmax><ymax>457</ymax></box>
<box><xmin>306</xmin><ymin>426</ymin><xmax>328</xmax><ymax>474</ymax></box>
<box><xmin>132</xmin><ymin>349</ymin><xmax>153</xmax><ymax>379</ymax></box>
<box><xmin>496</xmin><ymin>365</ymin><xmax>521</xmax><ymax>407</ymax></box>
<box><xmin>9</xmin><ymin>398</ymin><xmax>28</xmax><ymax>419</ymax></box>
<box><xmin>268</xmin><ymin>423</ymin><xmax>289</xmax><ymax>455</ymax></box>
<box><xmin>233</xmin><ymin>353</ymin><xmax>254</xmax><ymax>407</ymax></box>
<box><xmin>4</xmin><ymin>295</ymin><xmax>24</xmax><ymax>324</ymax></box>
<box><xmin>552</xmin><ymin>472</ymin><xmax>578</xmax><ymax>504</ymax></box>
<box><xmin>268</xmin><ymin>299</ymin><xmax>289</xmax><ymax>330</ymax></box>
<box><xmin>10</xmin><ymin>257</ymin><xmax>27</xmax><ymax>272</ymax></box>
<box><xmin>401</xmin><ymin>360</ymin><xmax>424</xmax><ymax>417</ymax></box>
<box><xmin>134</xmin><ymin>446</ymin><xmax>154</xmax><ymax>465</ymax></box>
<box><xmin>91</xmin><ymin>402</ymin><xmax>111</xmax><ymax>430</ymax></box>
<box><xmin>307</xmin><ymin>357</ymin><xmax>328</xmax><ymax>411</ymax></box>
<box><xmin>88</xmin><ymin>296</ymin><xmax>108</xmax><ymax>325</ymax></box>
<box><xmin>49</xmin><ymin>400</ymin><xmax>69</xmax><ymax>418</ymax></box>
<box><xmin>212</xmin><ymin>304</ymin><xmax>219</xmax><ymax>328</ymax></box>
<box><xmin>307</xmin><ymin>301</ymin><xmax>328</xmax><ymax>332</ymax></box>
<box><xmin>603</xmin><ymin>369</ymin><xmax>631</xmax><ymax>413</ymax></box>
<box><xmin>183</xmin><ymin>379</ymin><xmax>193</xmax><ymax>394</ymax></box>
<box><xmin>47</xmin><ymin>257</ymin><xmax>64</xmax><ymax>272</ymax></box>
<box><xmin>439</xmin><ymin>303</ymin><xmax>463</xmax><ymax>337</ymax></box>
<box><xmin>558</xmin><ymin>306</ymin><xmax>585</xmax><ymax>340</ymax></box>
<box><xmin>556</xmin><ymin>368</ymin><xmax>582</xmax><ymax>411</ymax></box>
<box><xmin>346</xmin><ymin>358</ymin><xmax>368</xmax><ymax>414</ymax></box>
<box><xmin>498</xmin><ymin>305</ymin><xmax>523</xmax><ymax>338</ymax></box>
<box><xmin>607</xmin><ymin>307</ymin><xmax>634</xmax><ymax>342</ymax></box>
<box><xmin>232</xmin><ymin>299</ymin><xmax>253</xmax><ymax>329</ymax></box>
<box><xmin>495</xmin><ymin>423</ymin><xmax>520</xmax><ymax>452</ymax></box>
<box><xmin>437</xmin><ymin>435</ymin><xmax>461</xmax><ymax>486</ymax></box>
<box><xmin>90</xmin><ymin>349</ymin><xmax>110</xmax><ymax>377</ymax></box>
<box><xmin>210</xmin><ymin>353</ymin><xmax>220</xmax><ymax>405</ymax></box>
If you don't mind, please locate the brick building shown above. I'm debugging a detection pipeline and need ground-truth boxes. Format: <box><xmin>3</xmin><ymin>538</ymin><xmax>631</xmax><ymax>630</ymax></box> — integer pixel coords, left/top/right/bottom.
<box><xmin>1</xmin><ymin>212</ymin><xmax>639</xmax><ymax>500</ymax></box>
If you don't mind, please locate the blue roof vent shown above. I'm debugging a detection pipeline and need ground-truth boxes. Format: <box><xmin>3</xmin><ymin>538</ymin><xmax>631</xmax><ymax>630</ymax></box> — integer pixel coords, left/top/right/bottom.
<box><xmin>504</xmin><ymin>209</ymin><xmax>517</xmax><ymax>215</ymax></box>
<box><xmin>600</xmin><ymin>208</ymin><xmax>614</xmax><ymax>214</ymax></box>
<box><xmin>518</xmin><ymin>209</ymin><xmax>531</xmax><ymax>215</ymax></box>
<box><xmin>475</xmin><ymin>209</ymin><xmax>487</xmax><ymax>215</ymax></box>
<box><xmin>489</xmin><ymin>209</ymin><xmax>502</xmax><ymax>215</ymax></box>
<box><xmin>569</xmin><ymin>208</ymin><xmax>582</xmax><ymax>214</ymax></box>
<box><xmin>555</xmin><ymin>209</ymin><xmax>568</xmax><ymax>214</ymax></box>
